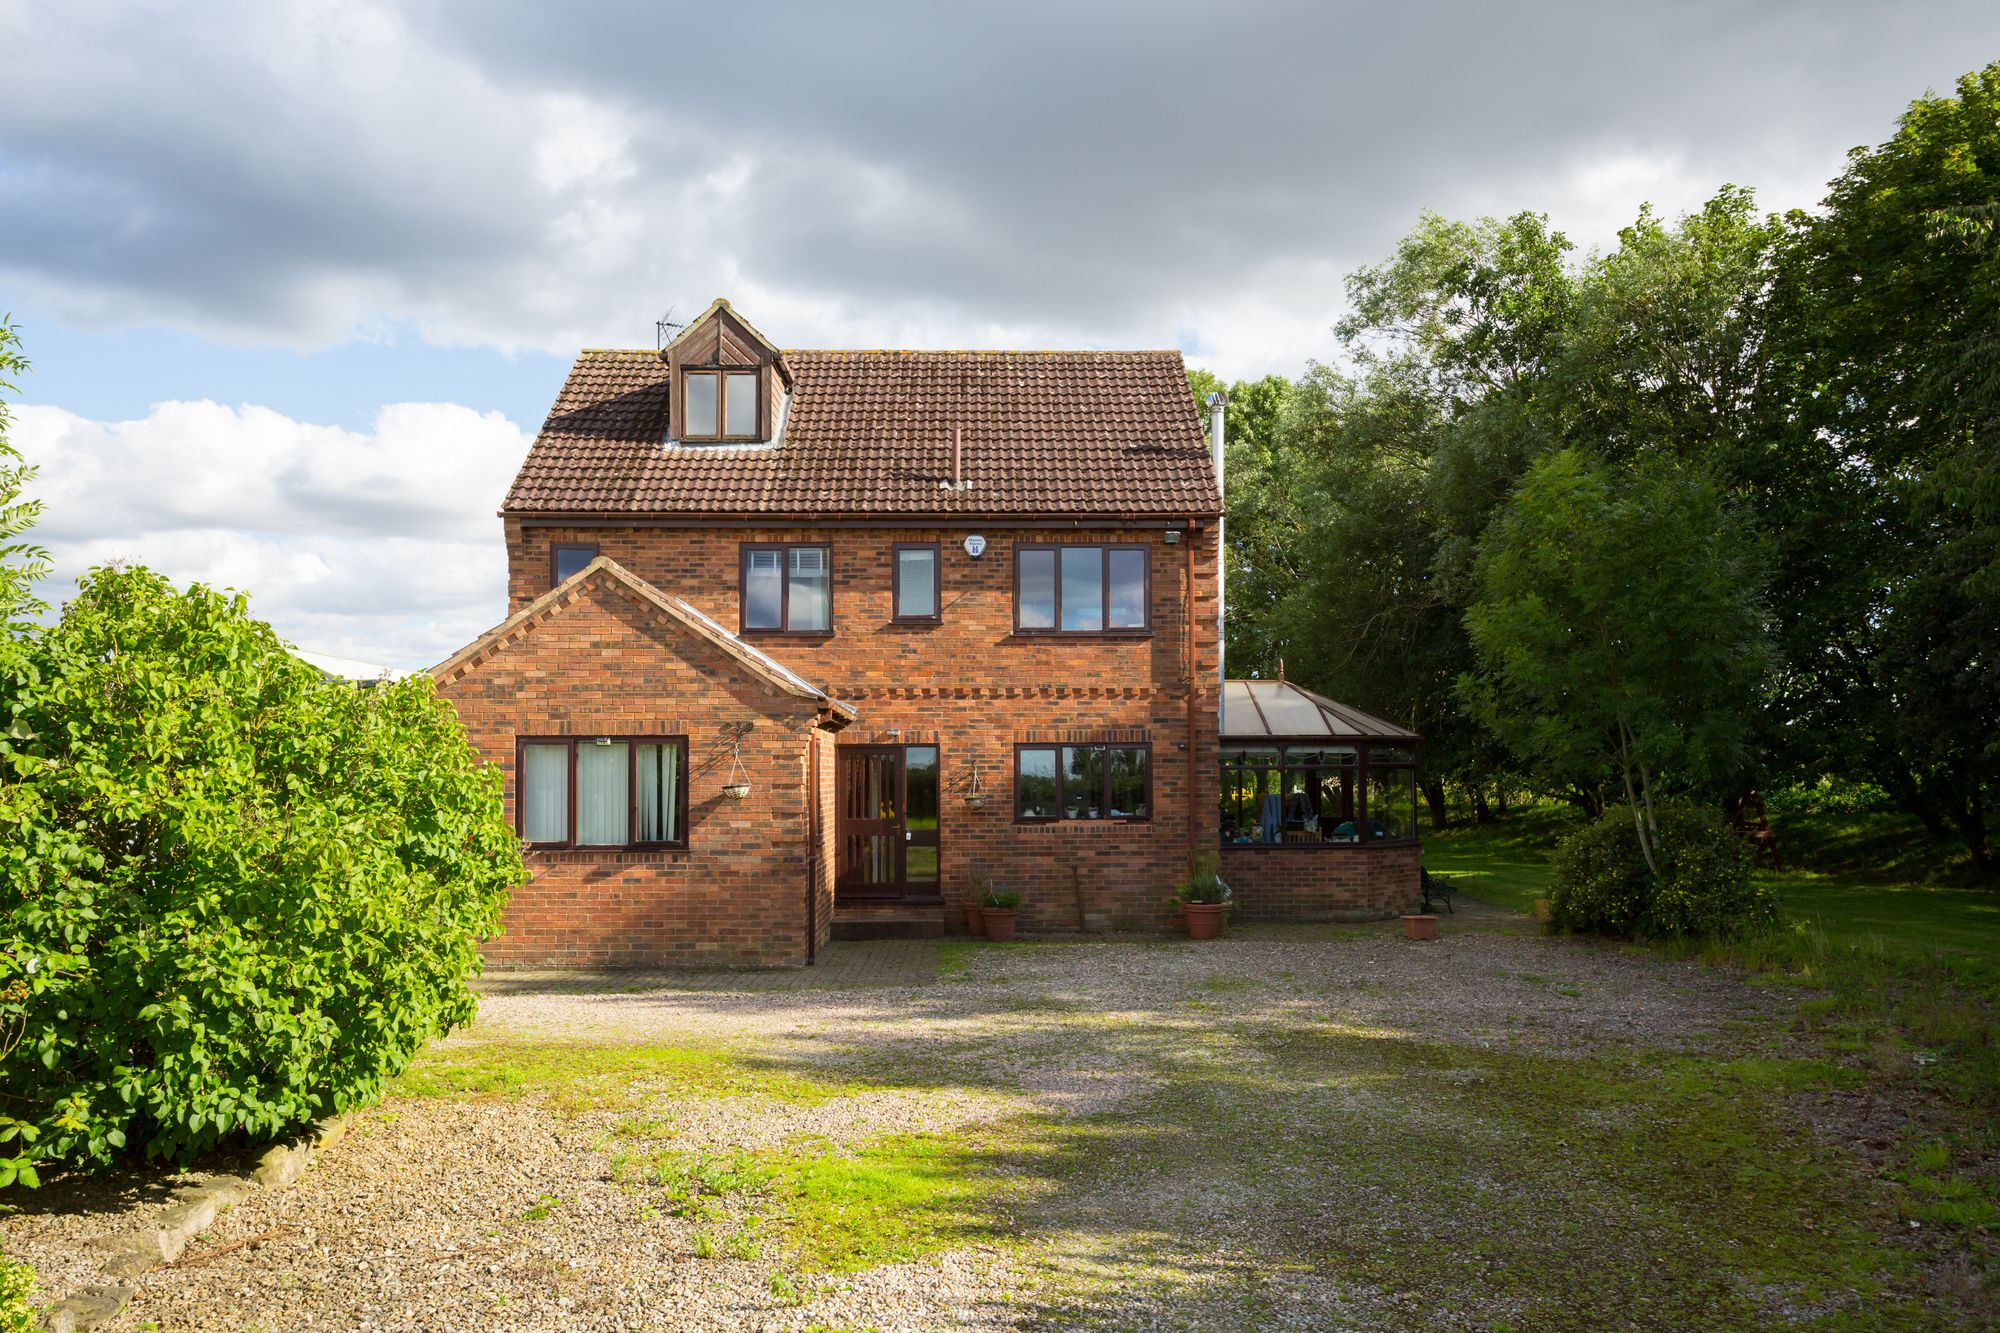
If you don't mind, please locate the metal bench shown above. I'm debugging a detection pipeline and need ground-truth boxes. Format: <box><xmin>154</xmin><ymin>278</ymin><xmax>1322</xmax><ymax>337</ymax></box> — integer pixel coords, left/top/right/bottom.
<box><xmin>1418</xmin><ymin>868</ymin><xmax>1457</xmax><ymax>915</ymax></box>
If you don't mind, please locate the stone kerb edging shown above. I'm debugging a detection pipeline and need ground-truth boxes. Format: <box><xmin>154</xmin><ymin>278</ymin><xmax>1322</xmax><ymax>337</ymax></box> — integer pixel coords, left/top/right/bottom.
<box><xmin>38</xmin><ymin>1115</ymin><xmax>350</xmax><ymax>1333</ymax></box>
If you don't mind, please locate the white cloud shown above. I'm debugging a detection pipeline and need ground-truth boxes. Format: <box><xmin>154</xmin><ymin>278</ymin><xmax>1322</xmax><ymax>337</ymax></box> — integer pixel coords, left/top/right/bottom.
<box><xmin>12</xmin><ymin>399</ymin><xmax>527</xmax><ymax>668</ymax></box>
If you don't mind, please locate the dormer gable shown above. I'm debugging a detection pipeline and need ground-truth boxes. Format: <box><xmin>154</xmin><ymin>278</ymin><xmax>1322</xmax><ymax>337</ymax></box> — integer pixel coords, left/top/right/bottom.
<box><xmin>661</xmin><ymin>298</ymin><xmax>793</xmax><ymax>445</ymax></box>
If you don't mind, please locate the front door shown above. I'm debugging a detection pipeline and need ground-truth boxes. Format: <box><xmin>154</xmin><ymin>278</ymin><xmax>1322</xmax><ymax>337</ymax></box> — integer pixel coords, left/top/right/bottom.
<box><xmin>836</xmin><ymin>745</ymin><xmax>940</xmax><ymax>901</ymax></box>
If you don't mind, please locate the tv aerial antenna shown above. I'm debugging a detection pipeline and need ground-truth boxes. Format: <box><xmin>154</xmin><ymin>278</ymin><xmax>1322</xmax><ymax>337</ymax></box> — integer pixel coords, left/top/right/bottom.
<box><xmin>655</xmin><ymin>306</ymin><xmax>687</xmax><ymax>352</ymax></box>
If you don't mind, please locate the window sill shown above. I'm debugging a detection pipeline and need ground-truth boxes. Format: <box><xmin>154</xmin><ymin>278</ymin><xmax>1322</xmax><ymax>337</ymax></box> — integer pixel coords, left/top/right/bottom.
<box><xmin>739</xmin><ymin>630</ymin><xmax>835</xmax><ymax>640</ymax></box>
<box><xmin>1015</xmin><ymin>818</ymin><xmax>1153</xmax><ymax>827</ymax></box>
<box><xmin>889</xmin><ymin>616</ymin><xmax>943</xmax><ymax>626</ymax></box>
<box><xmin>1010</xmin><ymin>629</ymin><xmax>1154</xmax><ymax>639</ymax></box>
<box><xmin>1217</xmin><ymin>840</ymin><xmax>1419</xmax><ymax>851</ymax></box>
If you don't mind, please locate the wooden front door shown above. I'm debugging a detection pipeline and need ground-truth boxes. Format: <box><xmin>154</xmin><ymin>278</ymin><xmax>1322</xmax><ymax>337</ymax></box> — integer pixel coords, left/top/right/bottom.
<box><xmin>836</xmin><ymin>745</ymin><xmax>940</xmax><ymax>901</ymax></box>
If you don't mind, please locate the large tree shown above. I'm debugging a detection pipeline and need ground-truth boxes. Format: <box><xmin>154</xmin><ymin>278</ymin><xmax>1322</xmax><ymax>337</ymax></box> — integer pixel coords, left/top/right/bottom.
<box><xmin>1465</xmin><ymin>449</ymin><xmax>1772</xmax><ymax>873</ymax></box>
<box><xmin>1776</xmin><ymin>61</ymin><xmax>2000</xmax><ymax>868</ymax></box>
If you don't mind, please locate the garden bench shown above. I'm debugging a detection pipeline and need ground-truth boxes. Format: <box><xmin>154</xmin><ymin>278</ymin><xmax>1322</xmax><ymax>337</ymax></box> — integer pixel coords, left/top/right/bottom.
<box><xmin>1418</xmin><ymin>868</ymin><xmax>1456</xmax><ymax>915</ymax></box>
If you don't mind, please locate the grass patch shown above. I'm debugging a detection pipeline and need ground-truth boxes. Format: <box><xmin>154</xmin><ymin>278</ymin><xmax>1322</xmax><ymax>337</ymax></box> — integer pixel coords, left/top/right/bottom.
<box><xmin>388</xmin><ymin>1042</ymin><xmax>860</xmax><ymax>1109</ymax></box>
<box><xmin>1428</xmin><ymin>805</ymin><xmax>2000</xmax><ymax>1299</ymax></box>
<box><xmin>767</xmin><ymin>1128</ymin><xmax>1032</xmax><ymax>1274</ymax></box>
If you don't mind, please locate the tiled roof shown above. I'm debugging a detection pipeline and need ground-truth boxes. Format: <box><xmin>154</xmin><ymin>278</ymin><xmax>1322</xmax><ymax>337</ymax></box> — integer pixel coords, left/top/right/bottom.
<box><xmin>431</xmin><ymin>555</ymin><xmax>856</xmax><ymax>724</ymax></box>
<box><xmin>503</xmin><ymin>348</ymin><xmax>1221</xmax><ymax>517</ymax></box>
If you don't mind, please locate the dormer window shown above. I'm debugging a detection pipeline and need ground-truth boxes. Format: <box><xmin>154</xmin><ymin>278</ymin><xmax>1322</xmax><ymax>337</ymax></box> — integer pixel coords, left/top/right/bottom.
<box><xmin>684</xmin><ymin>369</ymin><xmax>759</xmax><ymax>441</ymax></box>
<box><xmin>662</xmin><ymin>298</ymin><xmax>791</xmax><ymax>447</ymax></box>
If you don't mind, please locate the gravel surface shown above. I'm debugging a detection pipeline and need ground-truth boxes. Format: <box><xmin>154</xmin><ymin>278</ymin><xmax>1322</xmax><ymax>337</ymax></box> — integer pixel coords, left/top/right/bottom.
<box><xmin>3</xmin><ymin>916</ymin><xmax>1814</xmax><ymax>1331</ymax></box>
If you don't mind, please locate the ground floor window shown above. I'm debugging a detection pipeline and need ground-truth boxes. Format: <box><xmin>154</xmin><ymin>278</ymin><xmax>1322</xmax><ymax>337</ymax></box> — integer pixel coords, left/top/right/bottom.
<box><xmin>518</xmin><ymin>736</ymin><xmax>688</xmax><ymax>850</ymax></box>
<box><xmin>1016</xmin><ymin>742</ymin><xmax>1150</xmax><ymax>822</ymax></box>
<box><xmin>1222</xmin><ymin>742</ymin><xmax>1414</xmax><ymax>845</ymax></box>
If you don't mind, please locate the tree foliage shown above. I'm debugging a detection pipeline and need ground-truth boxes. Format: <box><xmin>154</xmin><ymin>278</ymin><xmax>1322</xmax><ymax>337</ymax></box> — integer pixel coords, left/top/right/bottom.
<box><xmin>1465</xmin><ymin>449</ymin><xmax>1771</xmax><ymax>871</ymax></box>
<box><xmin>1189</xmin><ymin>59</ymin><xmax>2000</xmax><ymax>872</ymax></box>
<box><xmin>0</xmin><ymin>316</ymin><xmax>48</xmax><ymax>636</ymax></box>
<box><xmin>0</xmin><ymin>567</ymin><xmax>522</xmax><ymax>1182</ymax></box>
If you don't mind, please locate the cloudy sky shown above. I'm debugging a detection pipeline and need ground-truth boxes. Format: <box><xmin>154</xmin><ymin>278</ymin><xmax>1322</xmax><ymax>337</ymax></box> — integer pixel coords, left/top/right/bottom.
<box><xmin>2</xmin><ymin>2</ymin><xmax>1994</xmax><ymax>668</ymax></box>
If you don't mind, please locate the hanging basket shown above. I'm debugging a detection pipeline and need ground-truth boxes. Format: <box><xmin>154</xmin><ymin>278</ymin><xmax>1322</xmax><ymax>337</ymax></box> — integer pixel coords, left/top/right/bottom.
<box><xmin>721</xmin><ymin>729</ymin><xmax>751</xmax><ymax>800</ymax></box>
<box><xmin>962</xmin><ymin>792</ymin><xmax>987</xmax><ymax>811</ymax></box>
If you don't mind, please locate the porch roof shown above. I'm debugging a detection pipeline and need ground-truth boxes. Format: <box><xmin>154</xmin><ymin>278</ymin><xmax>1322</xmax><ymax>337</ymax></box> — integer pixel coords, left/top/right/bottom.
<box><xmin>1220</xmin><ymin>679</ymin><xmax>1417</xmax><ymax>743</ymax></box>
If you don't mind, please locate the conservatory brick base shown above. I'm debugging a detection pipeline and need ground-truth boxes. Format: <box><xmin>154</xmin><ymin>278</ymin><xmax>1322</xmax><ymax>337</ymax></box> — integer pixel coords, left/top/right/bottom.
<box><xmin>1219</xmin><ymin>844</ymin><xmax>1424</xmax><ymax>921</ymax></box>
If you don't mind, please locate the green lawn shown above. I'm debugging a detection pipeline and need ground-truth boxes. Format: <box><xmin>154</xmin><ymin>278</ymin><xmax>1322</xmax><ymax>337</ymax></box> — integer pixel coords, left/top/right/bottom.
<box><xmin>1427</xmin><ymin>806</ymin><xmax>2000</xmax><ymax>983</ymax></box>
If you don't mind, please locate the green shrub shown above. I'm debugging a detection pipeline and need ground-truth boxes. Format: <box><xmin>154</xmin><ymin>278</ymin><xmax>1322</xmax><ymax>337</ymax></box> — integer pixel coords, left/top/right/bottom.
<box><xmin>979</xmin><ymin>889</ymin><xmax>1021</xmax><ymax>910</ymax></box>
<box><xmin>0</xmin><ymin>1251</ymin><xmax>34</xmax><ymax>1333</ymax></box>
<box><xmin>1549</xmin><ymin>798</ymin><xmax>1774</xmax><ymax>940</ymax></box>
<box><xmin>1172</xmin><ymin>853</ymin><xmax>1230</xmax><ymax>906</ymax></box>
<box><xmin>0</xmin><ymin>567</ymin><xmax>523</xmax><ymax>1183</ymax></box>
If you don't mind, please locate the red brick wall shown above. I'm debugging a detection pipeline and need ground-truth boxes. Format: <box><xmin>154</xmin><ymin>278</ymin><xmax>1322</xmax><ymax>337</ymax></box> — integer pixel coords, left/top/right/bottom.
<box><xmin>1220</xmin><ymin>844</ymin><xmax>1424</xmax><ymax>921</ymax></box>
<box><xmin>434</xmin><ymin>572</ymin><xmax>832</xmax><ymax>968</ymax></box>
<box><xmin>504</xmin><ymin>521</ymin><xmax>1221</xmax><ymax>934</ymax></box>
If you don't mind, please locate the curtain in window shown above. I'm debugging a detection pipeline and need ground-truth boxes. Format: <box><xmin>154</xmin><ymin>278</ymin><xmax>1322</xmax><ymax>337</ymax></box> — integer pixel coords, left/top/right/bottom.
<box><xmin>577</xmin><ymin>742</ymin><xmax>629</xmax><ymax>845</ymax></box>
<box><xmin>522</xmin><ymin>744</ymin><xmax>569</xmax><ymax>843</ymax></box>
<box><xmin>637</xmin><ymin>742</ymin><xmax>680</xmax><ymax>843</ymax></box>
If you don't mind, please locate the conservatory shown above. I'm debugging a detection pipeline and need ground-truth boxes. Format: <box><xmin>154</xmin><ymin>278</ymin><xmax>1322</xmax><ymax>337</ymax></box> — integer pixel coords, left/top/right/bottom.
<box><xmin>1218</xmin><ymin>678</ymin><xmax>1425</xmax><ymax>919</ymax></box>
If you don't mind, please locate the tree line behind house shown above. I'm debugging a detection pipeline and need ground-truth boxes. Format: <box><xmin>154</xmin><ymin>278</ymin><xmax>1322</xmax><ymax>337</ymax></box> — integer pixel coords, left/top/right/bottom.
<box><xmin>1192</xmin><ymin>61</ymin><xmax>2000</xmax><ymax>903</ymax></box>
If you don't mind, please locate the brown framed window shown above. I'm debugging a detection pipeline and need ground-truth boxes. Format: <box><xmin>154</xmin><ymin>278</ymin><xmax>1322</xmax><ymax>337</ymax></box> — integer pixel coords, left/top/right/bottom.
<box><xmin>1015</xmin><ymin>742</ymin><xmax>1151</xmax><ymax>822</ymax></box>
<box><xmin>741</xmin><ymin>543</ymin><xmax>832</xmax><ymax>634</ymax></box>
<box><xmin>550</xmin><ymin>543</ymin><xmax>598</xmax><ymax>587</ymax></box>
<box><xmin>892</xmin><ymin>543</ymin><xmax>941</xmax><ymax>622</ymax></box>
<box><xmin>516</xmin><ymin>736</ymin><xmax>688</xmax><ymax>850</ymax></box>
<box><xmin>1014</xmin><ymin>545</ymin><xmax>1149</xmax><ymax>633</ymax></box>
<box><xmin>682</xmin><ymin>369</ymin><xmax>760</xmax><ymax>441</ymax></box>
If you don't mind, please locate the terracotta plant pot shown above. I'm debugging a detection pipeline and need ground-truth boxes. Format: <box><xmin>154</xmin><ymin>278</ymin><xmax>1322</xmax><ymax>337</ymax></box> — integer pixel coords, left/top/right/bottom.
<box><xmin>1184</xmin><ymin>902</ymin><xmax>1226</xmax><ymax>941</ymax></box>
<box><xmin>961</xmin><ymin>901</ymin><xmax>984</xmax><ymax>936</ymax></box>
<box><xmin>1402</xmin><ymin>913</ymin><xmax>1439</xmax><ymax>942</ymax></box>
<box><xmin>981</xmin><ymin>908</ymin><xmax>1017</xmax><ymax>942</ymax></box>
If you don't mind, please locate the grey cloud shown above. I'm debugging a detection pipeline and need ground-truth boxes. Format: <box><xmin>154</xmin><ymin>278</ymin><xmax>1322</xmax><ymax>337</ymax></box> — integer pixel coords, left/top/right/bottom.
<box><xmin>2</xmin><ymin>1</ymin><xmax>1995</xmax><ymax>368</ymax></box>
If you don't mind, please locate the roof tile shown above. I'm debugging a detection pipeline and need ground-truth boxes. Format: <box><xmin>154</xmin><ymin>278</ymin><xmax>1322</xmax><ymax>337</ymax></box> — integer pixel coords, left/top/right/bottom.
<box><xmin>504</xmin><ymin>348</ymin><xmax>1221</xmax><ymax>517</ymax></box>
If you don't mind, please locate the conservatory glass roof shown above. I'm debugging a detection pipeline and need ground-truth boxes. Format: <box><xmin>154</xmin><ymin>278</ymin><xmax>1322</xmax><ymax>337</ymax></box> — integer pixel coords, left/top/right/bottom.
<box><xmin>1220</xmin><ymin>679</ymin><xmax>1419</xmax><ymax>742</ymax></box>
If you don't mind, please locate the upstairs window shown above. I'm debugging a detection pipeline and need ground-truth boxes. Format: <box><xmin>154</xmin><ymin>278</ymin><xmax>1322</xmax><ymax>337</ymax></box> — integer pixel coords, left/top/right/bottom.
<box><xmin>892</xmin><ymin>543</ymin><xmax>940</xmax><ymax>622</ymax></box>
<box><xmin>1015</xmin><ymin>545</ymin><xmax>1150</xmax><ymax>633</ymax></box>
<box><xmin>550</xmin><ymin>543</ymin><xmax>598</xmax><ymax>587</ymax></box>
<box><xmin>683</xmin><ymin>369</ymin><xmax>760</xmax><ymax>441</ymax></box>
<box><xmin>742</xmin><ymin>543</ymin><xmax>832</xmax><ymax>634</ymax></box>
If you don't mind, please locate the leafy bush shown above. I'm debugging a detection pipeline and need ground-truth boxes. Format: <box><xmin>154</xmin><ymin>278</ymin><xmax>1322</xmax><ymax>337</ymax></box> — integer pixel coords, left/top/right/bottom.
<box><xmin>0</xmin><ymin>1251</ymin><xmax>34</xmax><ymax>1333</ymax></box>
<box><xmin>979</xmin><ymin>888</ymin><xmax>1021</xmax><ymax>910</ymax></box>
<box><xmin>1172</xmin><ymin>853</ymin><xmax>1231</xmax><ymax>907</ymax></box>
<box><xmin>1549</xmin><ymin>798</ymin><xmax>1774</xmax><ymax>940</ymax></box>
<box><xmin>0</xmin><ymin>567</ymin><xmax>523</xmax><ymax>1182</ymax></box>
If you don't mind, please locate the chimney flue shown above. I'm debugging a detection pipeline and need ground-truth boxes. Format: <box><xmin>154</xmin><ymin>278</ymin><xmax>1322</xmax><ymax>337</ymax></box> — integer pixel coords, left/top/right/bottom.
<box><xmin>1205</xmin><ymin>391</ymin><xmax>1227</xmax><ymax>687</ymax></box>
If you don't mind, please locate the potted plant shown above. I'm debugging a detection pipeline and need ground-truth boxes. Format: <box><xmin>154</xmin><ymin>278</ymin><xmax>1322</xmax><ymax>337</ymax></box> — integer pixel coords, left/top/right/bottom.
<box><xmin>1171</xmin><ymin>854</ymin><xmax>1231</xmax><ymax>940</ymax></box>
<box><xmin>961</xmin><ymin>869</ymin><xmax>990</xmax><ymax>937</ymax></box>
<box><xmin>1401</xmin><ymin>913</ymin><xmax>1439</xmax><ymax>942</ymax></box>
<box><xmin>979</xmin><ymin>887</ymin><xmax>1021</xmax><ymax>942</ymax></box>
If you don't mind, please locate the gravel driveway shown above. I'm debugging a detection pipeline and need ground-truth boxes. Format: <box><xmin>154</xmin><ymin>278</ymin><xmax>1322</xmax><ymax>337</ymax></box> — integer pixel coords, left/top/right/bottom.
<box><xmin>7</xmin><ymin>909</ymin><xmax>1936</xmax><ymax>1332</ymax></box>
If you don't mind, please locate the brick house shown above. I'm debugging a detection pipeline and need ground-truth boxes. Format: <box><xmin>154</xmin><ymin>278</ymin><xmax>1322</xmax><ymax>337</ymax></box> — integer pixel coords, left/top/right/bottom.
<box><xmin>433</xmin><ymin>299</ymin><xmax>1420</xmax><ymax>968</ymax></box>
